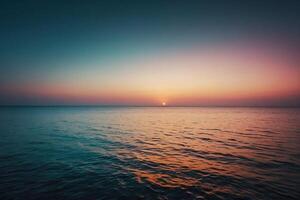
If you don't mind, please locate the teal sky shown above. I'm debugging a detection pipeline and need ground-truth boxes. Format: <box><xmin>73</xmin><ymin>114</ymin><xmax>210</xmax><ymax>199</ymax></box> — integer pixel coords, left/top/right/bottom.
<box><xmin>0</xmin><ymin>0</ymin><xmax>299</xmax><ymax>106</ymax></box>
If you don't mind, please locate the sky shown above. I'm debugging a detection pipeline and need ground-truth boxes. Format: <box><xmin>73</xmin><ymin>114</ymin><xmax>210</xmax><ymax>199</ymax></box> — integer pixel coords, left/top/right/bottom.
<box><xmin>0</xmin><ymin>0</ymin><xmax>299</xmax><ymax>106</ymax></box>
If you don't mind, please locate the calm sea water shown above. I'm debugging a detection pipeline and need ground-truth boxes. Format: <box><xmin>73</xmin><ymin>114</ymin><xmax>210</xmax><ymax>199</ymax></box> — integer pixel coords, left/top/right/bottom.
<box><xmin>0</xmin><ymin>107</ymin><xmax>299</xmax><ymax>200</ymax></box>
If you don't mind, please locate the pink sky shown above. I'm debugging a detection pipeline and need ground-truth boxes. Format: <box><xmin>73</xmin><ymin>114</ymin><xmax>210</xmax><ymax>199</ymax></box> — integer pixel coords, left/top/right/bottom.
<box><xmin>1</xmin><ymin>40</ymin><xmax>299</xmax><ymax>106</ymax></box>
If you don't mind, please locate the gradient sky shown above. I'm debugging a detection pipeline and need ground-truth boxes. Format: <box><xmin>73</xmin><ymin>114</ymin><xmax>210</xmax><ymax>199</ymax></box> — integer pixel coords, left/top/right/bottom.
<box><xmin>0</xmin><ymin>0</ymin><xmax>299</xmax><ymax>106</ymax></box>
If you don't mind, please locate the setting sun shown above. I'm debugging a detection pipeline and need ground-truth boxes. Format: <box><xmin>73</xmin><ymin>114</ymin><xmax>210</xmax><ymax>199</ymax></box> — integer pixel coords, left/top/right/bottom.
<box><xmin>162</xmin><ymin>102</ymin><xmax>166</xmax><ymax>106</ymax></box>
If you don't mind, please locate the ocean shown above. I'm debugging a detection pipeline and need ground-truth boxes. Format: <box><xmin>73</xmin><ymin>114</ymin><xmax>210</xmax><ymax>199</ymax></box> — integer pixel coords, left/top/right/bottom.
<box><xmin>0</xmin><ymin>107</ymin><xmax>299</xmax><ymax>199</ymax></box>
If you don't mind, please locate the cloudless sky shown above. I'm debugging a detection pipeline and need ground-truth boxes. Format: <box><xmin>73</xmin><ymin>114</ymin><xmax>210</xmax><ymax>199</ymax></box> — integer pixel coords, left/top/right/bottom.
<box><xmin>0</xmin><ymin>0</ymin><xmax>299</xmax><ymax>106</ymax></box>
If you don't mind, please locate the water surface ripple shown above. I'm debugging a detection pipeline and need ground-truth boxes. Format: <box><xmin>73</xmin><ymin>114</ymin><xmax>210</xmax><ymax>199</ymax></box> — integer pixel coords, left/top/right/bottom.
<box><xmin>0</xmin><ymin>107</ymin><xmax>299</xmax><ymax>199</ymax></box>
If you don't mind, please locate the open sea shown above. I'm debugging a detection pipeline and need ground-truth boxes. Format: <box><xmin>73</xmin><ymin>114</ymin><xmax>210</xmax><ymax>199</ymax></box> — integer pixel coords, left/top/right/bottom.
<box><xmin>0</xmin><ymin>107</ymin><xmax>299</xmax><ymax>200</ymax></box>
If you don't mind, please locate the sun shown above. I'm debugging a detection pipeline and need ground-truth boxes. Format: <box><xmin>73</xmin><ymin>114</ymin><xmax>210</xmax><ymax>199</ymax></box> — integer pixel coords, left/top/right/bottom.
<box><xmin>162</xmin><ymin>102</ymin><xmax>166</xmax><ymax>106</ymax></box>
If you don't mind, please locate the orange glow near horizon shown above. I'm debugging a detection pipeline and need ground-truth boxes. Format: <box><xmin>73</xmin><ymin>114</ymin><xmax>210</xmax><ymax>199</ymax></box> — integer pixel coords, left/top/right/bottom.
<box><xmin>1</xmin><ymin>41</ymin><xmax>299</xmax><ymax>105</ymax></box>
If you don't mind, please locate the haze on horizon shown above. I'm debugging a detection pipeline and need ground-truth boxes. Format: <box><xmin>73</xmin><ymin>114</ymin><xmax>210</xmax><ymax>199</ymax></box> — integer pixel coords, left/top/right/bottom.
<box><xmin>0</xmin><ymin>0</ymin><xmax>299</xmax><ymax>106</ymax></box>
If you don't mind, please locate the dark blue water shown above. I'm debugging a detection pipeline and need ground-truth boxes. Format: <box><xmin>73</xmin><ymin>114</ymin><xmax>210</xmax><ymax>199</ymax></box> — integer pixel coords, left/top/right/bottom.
<box><xmin>0</xmin><ymin>107</ymin><xmax>299</xmax><ymax>200</ymax></box>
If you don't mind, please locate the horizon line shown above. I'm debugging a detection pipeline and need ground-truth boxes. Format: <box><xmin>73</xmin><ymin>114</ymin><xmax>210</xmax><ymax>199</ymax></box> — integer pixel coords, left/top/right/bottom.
<box><xmin>1</xmin><ymin>105</ymin><xmax>300</xmax><ymax>108</ymax></box>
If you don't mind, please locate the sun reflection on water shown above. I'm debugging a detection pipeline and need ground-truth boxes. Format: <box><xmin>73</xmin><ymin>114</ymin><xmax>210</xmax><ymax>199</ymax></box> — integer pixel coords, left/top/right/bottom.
<box><xmin>89</xmin><ymin>107</ymin><xmax>300</xmax><ymax>191</ymax></box>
